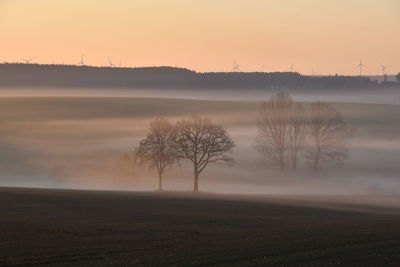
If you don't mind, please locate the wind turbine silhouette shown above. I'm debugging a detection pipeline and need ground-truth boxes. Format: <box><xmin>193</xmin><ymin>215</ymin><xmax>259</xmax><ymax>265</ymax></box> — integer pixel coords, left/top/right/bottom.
<box><xmin>381</xmin><ymin>64</ymin><xmax>389</xmax><ymax>82</ymax></box>
<box><xmin>107</xmin><ymin>57</ymin><xmax>114</xmax><ymax>67</ymax></box>
<box><xmin>357</xmin><ymin>59</ymin><xmax>365</xmax><ymax>76</ymax></box>
<box><xmin>287</xmin><ymin>63</ymin><xmax>295</xmax><ymax>73</ymax></box>
<box><xmin>231</xmin><ymin>62</ymin><xmax>242</xmax><ymax>72</ymax></box>
<box><xmin>380</xmin><ymin>64</ymin><xmax>389</xmax><ymax>75</ymax></box>
<box><xmin>21</xmin><ymin>57</ymin><xmax>35</xmax><ymax>64</ymax></box>
<box><xmin>78</xmin><ymin>55</ymin><xmax>85</xmax><ymax>66</ymax></box>
<box><xmin>311</xmin><ymin>69</ymin><xmax>319</xmax><ymax>76</ymax></box>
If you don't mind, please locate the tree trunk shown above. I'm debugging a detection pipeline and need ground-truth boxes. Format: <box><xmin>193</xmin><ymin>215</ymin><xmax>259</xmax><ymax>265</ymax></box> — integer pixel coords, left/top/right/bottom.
<box><xmin>158</xmin><ymin>171</ymin><xmax>163</xmax><ymax>191</ymax></box>
<box><xmin>313</xmin><ymin>147</ymin><xmax>320</xmax><ymax>171</ymax></box>
<box><xmin>292</xmin><ymin>151</ymin><xmax>297</xmax><ymax>172</ymax></box>
<box><xmin>193</xmin><ymin>169</ymin><xmax>199</xmax><ymax>192</ymax></box>
<box><xmin>280</xmin><ymin>152</ymin><xmax>285</xmax><ymax>172</ymax></box>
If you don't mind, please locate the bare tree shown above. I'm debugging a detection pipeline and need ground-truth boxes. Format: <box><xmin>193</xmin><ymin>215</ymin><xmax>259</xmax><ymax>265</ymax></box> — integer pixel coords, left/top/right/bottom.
<box><xmin>175</xmin><ymin>116</ymin><xmax>235</xmax><ymax>192</ymax></box>
<box><xmin>256</xmin><ymin>91</ymin><xmax>293</xmax><ymax>171</ymax></box>
<box><xmin>287</xmin><ymin>102</ymin><xmax>306</xmax><ymax>171</ymax></box>
<box><xmin>306</xmin><ymin>102</ymin><xmax>350</xmax><ymax>171</ymax></box>
<box><xmin>134</xmin><ymin>118</ymin><xmax>178</xmax><ymax>191</ymax></box>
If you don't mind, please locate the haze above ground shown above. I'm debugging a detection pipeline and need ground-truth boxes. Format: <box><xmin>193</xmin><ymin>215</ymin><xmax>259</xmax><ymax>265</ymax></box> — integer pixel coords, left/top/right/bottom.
<box><xmin>0</xmin><ymin>97</ymin><xmax>399</xmax><ymax>195</ymax></box>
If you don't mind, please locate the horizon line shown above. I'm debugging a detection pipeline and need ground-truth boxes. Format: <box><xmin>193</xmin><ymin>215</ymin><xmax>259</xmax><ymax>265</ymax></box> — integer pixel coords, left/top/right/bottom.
<box><xmin>0</xmin><ymin>62</ymin><xmax>394</xmax><ymax>77</ymax></box>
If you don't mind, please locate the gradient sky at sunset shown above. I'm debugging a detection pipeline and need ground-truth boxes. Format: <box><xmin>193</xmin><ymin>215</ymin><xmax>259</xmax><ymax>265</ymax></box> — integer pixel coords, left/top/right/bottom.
<box><xmin>1</xmin><ymin>0</ymin><xmax>399</xmax><ymax>75</ymax></box>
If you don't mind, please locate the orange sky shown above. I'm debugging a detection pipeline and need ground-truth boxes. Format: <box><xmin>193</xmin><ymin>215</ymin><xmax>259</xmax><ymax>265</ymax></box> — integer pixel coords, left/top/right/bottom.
<box><xmin>0</xmin><ymin>0</ymin><xmax>399</xmax><ymax>75</ymax></box>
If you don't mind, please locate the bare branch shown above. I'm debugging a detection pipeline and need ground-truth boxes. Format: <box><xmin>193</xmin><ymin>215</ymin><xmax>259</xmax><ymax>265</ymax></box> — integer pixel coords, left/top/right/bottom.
<box><xmin>256</xmin><ymin>91</ymin><xmax>293</xmax><ymax>171</ymax></box>
<box><xmin>306</xmin><ymin>102</ymin><xmax>351</xmax><ymax>171</ymax></box>
<box><xmin>175</xmin><ymin>116</ymin><xmax>235</xmax><ymax>192</ymax></box>
<box><xmin>134</xmin><ymin>118</ymin><xmax>178</xmax><ymax>191</ymax></box>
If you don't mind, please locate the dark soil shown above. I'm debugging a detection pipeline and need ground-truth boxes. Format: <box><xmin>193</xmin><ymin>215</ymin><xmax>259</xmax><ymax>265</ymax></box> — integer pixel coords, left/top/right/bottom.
<box><xmin>1</xmin><ymin>187</ymin><xmax>400</xmax><ymax>266</ymax></box>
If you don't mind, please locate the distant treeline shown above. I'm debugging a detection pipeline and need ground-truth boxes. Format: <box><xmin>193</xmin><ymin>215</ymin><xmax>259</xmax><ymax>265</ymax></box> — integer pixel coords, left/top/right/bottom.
<box><xmin>0</xmin><ymin>63</ymin><xmax>397</xmax><ymax>90</ymax></box>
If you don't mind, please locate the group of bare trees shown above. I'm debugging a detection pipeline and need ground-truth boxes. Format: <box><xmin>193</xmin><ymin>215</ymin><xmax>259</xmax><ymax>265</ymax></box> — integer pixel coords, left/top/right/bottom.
<box><xmin>134</xmin><ymin>92</ymin><xmax>350</xmax><ymax>192</ymax></box>
<box><xmin>256</xmin><ymin>91</ymin><xmax>350</xmax><ymax>171</ymax></box>
<box><xmin>135</xmin><ymin>117</ymin><xmax>235</xmax><ymax>192</ymax></box>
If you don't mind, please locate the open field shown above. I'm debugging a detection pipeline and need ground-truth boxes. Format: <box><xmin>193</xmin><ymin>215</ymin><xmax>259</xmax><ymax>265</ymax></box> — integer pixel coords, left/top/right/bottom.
<box><xmin>0</xmin><ymin>96</ymin><xmax>399</xmax><ymax>194</ymax></box>
<box><xmin>1</xmin><ymin>187</ymin><xmax>400</xmax><ymax>266</ymax></box>
<box><xmin>0</xmin><ymin>96</ymin><xmax>399</xmax><ymax>266</ymax></box>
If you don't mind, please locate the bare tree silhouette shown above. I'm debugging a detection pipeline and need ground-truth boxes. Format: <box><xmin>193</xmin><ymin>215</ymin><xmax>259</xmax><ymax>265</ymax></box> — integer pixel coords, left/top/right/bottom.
<box><xmin>175</xmin><ymin>116</ymin><xmax>235</xmax><ymax>192</ymax></box>
<box><xmin>306</xmin><ymin>102</ymin><xmax>350</xmax><ymax>171</ymax></box>
<box><xmin>256</xmin><ymin>91</ymin><xmax>293</xmax><ymax>171</ymax></box>
<box><xmin>134</xmin><ymin>118</ymin><xmax>178</xmax><ymax>191</ymax></box>
<box><xmin>287</xmin><ymin>102</ymin><xmax>306</xmax><ymax>171</ymax></box>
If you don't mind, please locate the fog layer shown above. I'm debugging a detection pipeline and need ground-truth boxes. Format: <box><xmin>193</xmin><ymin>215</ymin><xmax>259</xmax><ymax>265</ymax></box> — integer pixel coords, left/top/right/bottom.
<box><xmin>0</xmin><ymin>87</ymin><xmax>399</xmax><ymax>105</ymax></box>
<box><xmin>0</xmin><ymin>95</ymin><xmax>399</xmax><ymax>195</ymax></box>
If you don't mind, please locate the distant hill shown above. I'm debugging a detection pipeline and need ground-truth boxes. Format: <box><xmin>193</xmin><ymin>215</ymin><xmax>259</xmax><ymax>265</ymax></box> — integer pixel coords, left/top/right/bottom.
<box><xmin>0</xmin><ymin>63</ymin><xmax>397</xmax><ymax>90</ymax></box>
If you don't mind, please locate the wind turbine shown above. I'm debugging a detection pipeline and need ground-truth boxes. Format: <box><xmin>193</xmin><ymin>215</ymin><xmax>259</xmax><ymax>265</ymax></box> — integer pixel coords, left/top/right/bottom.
<box><xmin>78</xmin><ymin>54</ymin><xmax>85</xmax><ymax>66</ymax></box>
<box><xmin>381</xmin><ymin>64</ymin><xmax>389</xmax><ymax>82</ymax></box>
<box><xmin>356</xmin><ymin>59</ymin><xmax>365</xmax><ymax>76</ymax></box>
<box><xmin>231</xmin><ymin>62</ymin><xmax>242</xmax><ymax>72</ymax></box>
<box><xmin>21</xmin><ymin>57</ymin><xmax>35</xmax><ymax>64</ymax></box>
<box><xmin>287</xmin><ymin>63</ymin><xmax>295</xmax><ymax>73</ymax></box>
<box><xmin>107</xmin><ymin>57</ymin><xmax>114</xmax><ymax>67</ymax></box>
<box><xmin>311</xmin><ymin>69</ymin><xmax>319</xmax><ymax>76</ymax></box>
<box><xmin>380</xmin><ymin>64</ymin><xmax>389</xmax><ymax>75</ymax></box>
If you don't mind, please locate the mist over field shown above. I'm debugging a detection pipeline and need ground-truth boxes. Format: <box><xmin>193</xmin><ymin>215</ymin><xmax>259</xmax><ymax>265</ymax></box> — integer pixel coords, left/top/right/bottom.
<box><xmin>0</xmin><ymin>86</ymin><xmax>399</xmax><ymax>105</ymax></box>
<box><xmin>0</xmin><ymin>90</ymin><xmax>399</xmax><ymax>196</ymax></box>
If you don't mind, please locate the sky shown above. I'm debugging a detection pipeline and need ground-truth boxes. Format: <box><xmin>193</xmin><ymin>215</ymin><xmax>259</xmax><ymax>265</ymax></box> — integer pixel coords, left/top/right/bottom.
<box><xmin>0</xmin><ymin>0</ymin><xmax>399</xmax><ymax>75</ymax></box>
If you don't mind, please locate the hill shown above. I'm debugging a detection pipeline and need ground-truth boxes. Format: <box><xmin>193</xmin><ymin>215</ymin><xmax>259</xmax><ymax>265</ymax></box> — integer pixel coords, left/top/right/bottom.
<box><xmin>1</xmin><ymin>63</ymin><xmax>395</xmax><ymax>90</ymax></box>
<box><xmin>1</xmin><ymin>187</ymin><xmax>399</xmax><ymax>266</ymax></box>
